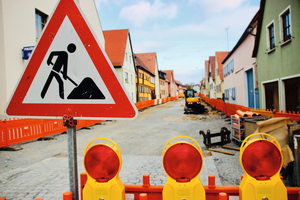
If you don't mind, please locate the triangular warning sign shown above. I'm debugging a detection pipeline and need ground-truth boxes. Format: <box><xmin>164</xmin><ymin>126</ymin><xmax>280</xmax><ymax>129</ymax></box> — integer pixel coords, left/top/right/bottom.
<box><xmin>5</xmin><ymin>0</ymin><xmax>138</xmax><ymax>120</ymax></box>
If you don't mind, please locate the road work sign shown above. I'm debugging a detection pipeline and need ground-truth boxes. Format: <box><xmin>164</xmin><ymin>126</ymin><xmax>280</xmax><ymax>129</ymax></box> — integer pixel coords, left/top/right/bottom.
<box><xmin>5</xmin><ymin>0</ymin><xmax>138</xmax><ymax>120</ymax></box>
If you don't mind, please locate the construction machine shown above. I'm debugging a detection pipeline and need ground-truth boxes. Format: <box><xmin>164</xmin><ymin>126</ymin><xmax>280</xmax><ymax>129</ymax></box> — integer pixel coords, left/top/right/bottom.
<box><xmin>184</xmin><ymin>89</ymin><xmax>205</xmax><ymax>114</ymax></box>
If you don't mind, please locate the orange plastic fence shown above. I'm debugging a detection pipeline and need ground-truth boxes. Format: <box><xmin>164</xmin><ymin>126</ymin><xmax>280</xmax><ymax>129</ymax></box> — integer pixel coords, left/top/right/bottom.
<box><xmin>0</xmin><ymin>118</ymin><xmax>102</xmax><ymax>148</ymax></box>
<box><xmin>79</xmin><ymin>173</ymin><xmax>300</xmax><ymax>200</ymax></box>
<box><xmin>275</xmin><ymin>110</ymin><xmax>300</xmax><ymax>121</ymax></box>
<box><xmin>200</xmin><ymin>95</ymin><xmax>300</xmax><ymax>121</ymax></box>
<box><xmin>0</xmin><ymin>97</ymin><xmax>179</xmax><ymax>148</ymax></box>
<box><xmin>134</xmin><ymin>96</ymin><xmax>178</xmax><ymax>111</ymax></box>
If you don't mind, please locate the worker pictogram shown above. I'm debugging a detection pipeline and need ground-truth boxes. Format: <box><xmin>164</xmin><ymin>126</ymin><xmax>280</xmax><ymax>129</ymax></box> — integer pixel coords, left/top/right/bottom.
<box><xmin>41</xmin><ymin>43</ymin><xmax>105</xmax><ymax>100</ymax></box>
<box><xmin>5</xmin><ymin>0</ymin><xmax>137</xmax><ymax>120</ymax></box>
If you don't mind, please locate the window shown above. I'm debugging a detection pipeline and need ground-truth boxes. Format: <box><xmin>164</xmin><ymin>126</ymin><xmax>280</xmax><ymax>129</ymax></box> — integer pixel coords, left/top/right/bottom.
<box><xmin>231</xmin><ymin>59</ymin><xmax>234</xmax><ymax>72</ymax></box>
<box><xmin>231</xmin><ymin>87</ymin><xmax>236</xmax><ymax>100</ymax></box>
<box><xmin>264</xmin><ymin>81</ymin><xmax>279</xmax><ymax>110</ymax></box>
<box><xmin>281</xmin><ymin>8</ymin><xmax>291</xmax><ymax>42</ymax></box>
<box><xmin>35</xmin><ymin>9</ymin><xmax>48</xmax><ymax>39</ymax></box>
<box><xmin>125</xmin><ymin>72</ymin><xmax>128</xmax><ymax>83</ymax></box>
<box><xmin>267</xmin><ymin>23</ymin><xmax>275</xmax><ymax>50</ymax></box>
<box><xmin>225</xmin><ymin>89</ymin><xmax>229</xmax><ymax>100</ymax></box>
<box><xmin>131</xmin><ymin>74</ymin><xmax>133</xmax><ymax>84</ymax></box>
<box><xmin>284</xmin><ymin>77</ymin><xmax>300</xmax><ymax>112</ymax></box>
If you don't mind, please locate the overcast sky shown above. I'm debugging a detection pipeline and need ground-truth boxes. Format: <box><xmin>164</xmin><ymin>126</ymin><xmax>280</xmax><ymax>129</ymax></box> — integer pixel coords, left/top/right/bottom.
<box><xmin>95</xmin><ymin>0</ymin><xmax>260</xmax><ymax>85</ymax></box>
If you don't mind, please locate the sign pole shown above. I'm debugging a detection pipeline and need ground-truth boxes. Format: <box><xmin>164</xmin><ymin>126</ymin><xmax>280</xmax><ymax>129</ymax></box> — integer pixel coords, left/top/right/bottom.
<box><xmin>63</xmin><ymin>115</ymin><xmax>79</xmax><ymax>200</ymax></box>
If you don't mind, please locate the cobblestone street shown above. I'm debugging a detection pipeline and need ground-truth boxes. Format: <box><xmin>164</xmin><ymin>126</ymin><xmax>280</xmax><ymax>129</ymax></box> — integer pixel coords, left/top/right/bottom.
<box><xmin>0</xmin><ymin>99</ymin><xmax>242</xmax><ymax>200</ymax></box>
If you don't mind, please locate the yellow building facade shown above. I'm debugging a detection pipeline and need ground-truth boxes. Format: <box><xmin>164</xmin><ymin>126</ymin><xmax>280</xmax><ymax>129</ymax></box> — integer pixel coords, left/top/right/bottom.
<box><xmin>136</xmin><ymin>68</ymin><xmax>155</xmax><ymax>101</ymax></box>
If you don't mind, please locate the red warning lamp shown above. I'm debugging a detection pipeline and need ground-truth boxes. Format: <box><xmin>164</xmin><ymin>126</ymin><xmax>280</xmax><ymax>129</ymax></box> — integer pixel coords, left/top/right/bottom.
<box><xmin>162</xmin><ymin>136</ymin><xmax>206</xmax><ymax>200</ymax></box>
<box><xmin>163</xmin><ymin>143</ymin><xmax>202</xmax><ymax>182</ymax></box>
<box><xmin>83</xmin><ymin>138</ymin><xmax>125</xmax><ymax>200</ymax></box>
<box><xmin>239</xmin><ymin>133</ymin><xmax>287</xmax><ymax>200</ymax></box>
<box><xmin>241</xmin><ymin>140</ymin><xmax>282</xmax><ymax>180</ymax></box>
<box><xmin>84</xmin><ymin>144</ymin><xmax>120</xmax><ymax>182</ymax></box>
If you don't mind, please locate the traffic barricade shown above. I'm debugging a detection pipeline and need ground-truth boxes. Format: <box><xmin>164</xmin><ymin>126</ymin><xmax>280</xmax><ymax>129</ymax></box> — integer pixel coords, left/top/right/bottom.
<box><xmin>5</xmin><ymin>118</ymin><xmax>44</xmax><ymax>146</ymax></box>
<box><xmin>0</xmin><ymin>119</ymin><xmax>7</xmax><ymax>147</ymax></box>
<box><xmin>239</xmin><ymin>133</ymin><xmax>287</xmax><ymax>200</ymax></box>
<box><xmin>162</xmin><ymin>136</ymin><xmax>206</xmax><ymax>200</ymax></box>
<box><xmin>82</xmin><ymin>138</ymin><xmax>124</xmax><ymax>200</ymax></box>
<box><xmin>42</xmin><ymin>119</ymin><xmax>66</xmax><ymax>136</ymax></box>
<box><xmin>274</xmin><ymin>110</ymin><xmax>300</xmax><ymax>122</ymax></box>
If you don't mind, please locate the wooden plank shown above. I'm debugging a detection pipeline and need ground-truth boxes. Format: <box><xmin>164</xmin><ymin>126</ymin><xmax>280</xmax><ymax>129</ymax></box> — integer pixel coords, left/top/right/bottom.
<box><xmin>222</xmin><ymin>145</ymin><xmax>240</xmax><ymax>151</ymax></box>
<box><xmin>208</xmin><ymin>148</ymin><xmax>235</xmax><ymax>155</ymax></box>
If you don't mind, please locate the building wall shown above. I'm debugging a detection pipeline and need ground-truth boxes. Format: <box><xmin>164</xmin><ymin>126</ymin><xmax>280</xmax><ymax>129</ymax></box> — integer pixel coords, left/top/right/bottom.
<box><xmin>257</xmin><ymin>0</ymin><xmax>300</xmax><ymax>111</ymax></box>
<box><xmin>209</xmin><ymin>77</ymin><xmax>216</xmax><ymax>99</ymax></box>
<box><xmin>121</xmin><ymin>36</ymin><xmax>136</xmax><ymax>103</ymax></box>
<box><xmin>154</xmin><ymin>59</ymin><xmax>160</xmax><ymax>99</ymax></box>
<box><xmin>159</xmin><ymin>79</ymin><xmax>167</xmax><ymax>98</ymax></box>
<box><xmin>224</xmin><ymin>34</ymin><xmax>257</xmax><ymax>106</ymax></box>
<box><xmin>0</xmin><ymin>0</ymin><xmax>105</xmax><ymax>118</ymax></box>
<box><xmin>137</xmin><ymin>68</ymin><xmax>154</xmax><ymax>101</ymax></box>
<box><xmin>0</xmin><ymin>0</ymin><xmax>57</xmax><ymax>118</ymax></box>
<box><xmin>79</xmin><ymin>0</ymin><xmax>105</xmax><ymax>47</ymax></box>
<box><xmin>0</xmin><ymin>0</ymin><xmax>7</xmax><ymax>117</ymax></box>
<box><xmin>205</xmin><ymin>78</ymin><xmax>210</xmax><ymax>97</ymax></box>
<box><xmin>215</xmin><ymin>61</ymin><xmax>222</xmax><ymax>99</ymax></box>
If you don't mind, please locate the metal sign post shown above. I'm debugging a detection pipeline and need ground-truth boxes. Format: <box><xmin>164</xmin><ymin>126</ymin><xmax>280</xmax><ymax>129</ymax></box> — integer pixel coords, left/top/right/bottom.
<box><xmin>63</xmin><ymin>115</ymin><xmax>79</xmax><ymax>200</ymax></box>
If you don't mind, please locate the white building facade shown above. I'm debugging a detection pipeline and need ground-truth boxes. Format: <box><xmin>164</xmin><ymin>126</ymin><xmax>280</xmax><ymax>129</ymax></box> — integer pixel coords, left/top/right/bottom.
<box><xmin>117</xmin><ymin>34</ymin><xmax>136</xmax><ymax>103</ymax></box>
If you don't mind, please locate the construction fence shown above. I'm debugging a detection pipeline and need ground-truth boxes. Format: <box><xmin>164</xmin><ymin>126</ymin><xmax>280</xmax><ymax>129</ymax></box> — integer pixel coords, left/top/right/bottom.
<box><xmin>0</xmin><ymin>96</ymin><xmax>179</xmax><ymax>148</ymax></box>
<box><xmin>200</xmin><ymin>94</ymin><xmax>300</xmax><ymax>122</ymax></box>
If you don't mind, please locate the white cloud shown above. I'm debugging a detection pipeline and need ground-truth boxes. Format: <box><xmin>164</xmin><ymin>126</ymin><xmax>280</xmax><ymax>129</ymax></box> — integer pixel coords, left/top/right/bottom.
<box><xmin>174</xmin><ymin>69</ymin><xmax>204</xmax><ymax>85</ymax></box>
<box><xmin>133</xmin><ymin>40</ymin><xmax>167</xmax><ymax>53</ymax></box>
<box><xmin>162</xmin><ymin>5</ymin><xmax>258</xmax><ymax>38</ymax></box>
<box><xmin>189</xmin><ymin>0</ymin><xmax>246</xmax><ymax>13</ymax></box>
<box><xmin>120</xmin><ymin>0</ymin><xmax>178</xmax><ymax>26</ymax></box>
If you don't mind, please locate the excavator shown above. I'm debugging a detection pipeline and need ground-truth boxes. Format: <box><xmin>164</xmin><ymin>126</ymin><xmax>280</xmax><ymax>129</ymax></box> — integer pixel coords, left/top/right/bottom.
<box><xmin>184</xmin><ymin>89</ymin><xmax>205</xmax><ymax>114</ymax></box>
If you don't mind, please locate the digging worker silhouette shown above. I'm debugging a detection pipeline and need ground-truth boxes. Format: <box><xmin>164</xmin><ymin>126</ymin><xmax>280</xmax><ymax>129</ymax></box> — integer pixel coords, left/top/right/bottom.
<box><xmin>41</xmin><ymin>43</ymin><xmax>76</xmax><ymax>99</ymax></box>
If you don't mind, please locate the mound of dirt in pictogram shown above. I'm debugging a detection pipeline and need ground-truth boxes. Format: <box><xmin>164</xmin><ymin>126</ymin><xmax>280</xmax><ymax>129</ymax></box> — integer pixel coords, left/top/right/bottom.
<box><xmin>67</xmin><ymin>77</ymin><xmax>105</xmax><ymax>99</ymax></box>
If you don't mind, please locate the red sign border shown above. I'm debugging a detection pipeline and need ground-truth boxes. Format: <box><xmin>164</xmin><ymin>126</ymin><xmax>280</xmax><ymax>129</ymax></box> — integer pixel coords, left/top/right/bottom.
<box><xmin>5</xmin><ymin>0</ymin><xmax>137</xmax><ymax>120</ymax></box>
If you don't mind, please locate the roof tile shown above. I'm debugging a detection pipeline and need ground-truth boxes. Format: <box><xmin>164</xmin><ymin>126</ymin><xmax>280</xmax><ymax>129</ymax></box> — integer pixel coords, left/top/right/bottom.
<box><xmin>135</xmin><ymin>53</ymin><xmax>157</xmax><ymax>75</ymax></box>
<box><xmin>209</xmin><ymin>56</ymin><xmax>216</xmax><ymax>80</ymax></box>
<box><xmin>103</xmin><ymin>29</ymin><xmax>129</xmax><ymax>66</ymax></box>
<box><xmin>215</xmin><ymin>52</ymin><xmax>230</xmax><ymax>80</ymax></box>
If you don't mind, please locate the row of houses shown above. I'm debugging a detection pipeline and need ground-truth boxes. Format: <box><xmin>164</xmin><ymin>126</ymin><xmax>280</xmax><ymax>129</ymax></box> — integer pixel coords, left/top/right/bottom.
<box><xmin>201</xmin><ymin>0</ymin><xmax>300</xmax><ymax>113</ymax></box>
<box><xmin>0</xmin><ymin>0</ymin><xmax>186</xmax><ymax>118</ymax></box>
<box><xmin>103</xmin><ymin>29</ymin><xmax>186</xmax><ymax>103</ymax></box>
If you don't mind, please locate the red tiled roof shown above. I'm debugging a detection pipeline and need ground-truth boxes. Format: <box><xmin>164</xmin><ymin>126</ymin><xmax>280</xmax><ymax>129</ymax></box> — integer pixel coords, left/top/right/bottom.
<box><xmin>162</xmin><ymin>70</ymin><xmax>174</xmax><ymax>84</ymax></box>
<box><xmin>205</xmin><ymin>60</ymin><xmax>209</xmax><ymax>79</ymax></box>
<box><xmin>134</xmin><ymin>54</ymin><xmax>154</xmax><ymax>76</ymax></box>
<box><xmin>135</xmin><ymin>53</ymin><xmax>157</xmax><ymax>75</ymax></box>
<box><xmin>209</xmin><ymin>56</ymin><xmax>216</xmax><ymax>80</ymax></box>
<box><xmin>103</xmin><ymin>29</ymin><xmax>129</xmax><ymax>66</ymax></box>
<box><xmin>215</xmin><ymin>52</ymin><xmax>230</xmax><ymax>80</ymax></box>
<box><xmin>175</xmin><ymin>80</ymin><xmax>183</xmax><ymax>86</ymax></box>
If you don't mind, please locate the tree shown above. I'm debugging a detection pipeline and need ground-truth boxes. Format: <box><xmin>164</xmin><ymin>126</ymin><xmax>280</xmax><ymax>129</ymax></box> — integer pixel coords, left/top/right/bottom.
<box><xmin>184</xmin><ymin>83</ymin><xmax>194</xmax><ymax>89</ymax></box>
